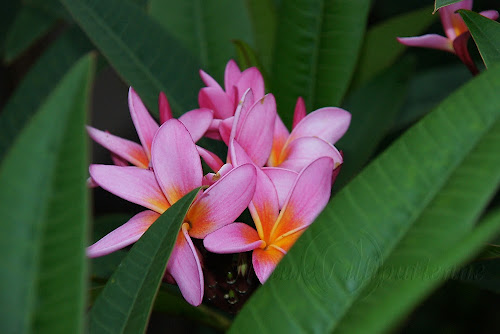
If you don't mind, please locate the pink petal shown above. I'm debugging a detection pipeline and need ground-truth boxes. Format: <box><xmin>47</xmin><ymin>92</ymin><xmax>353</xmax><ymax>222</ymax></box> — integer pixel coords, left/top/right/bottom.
<box><xmin>397</xmin><ymin>35</ymin><xmax>454</xmax><ymax>53</ymax></box>
<box><xmin>233</xmin><ymin>94</ymin><xmax>277</xmax><ymax>166</ymax></box>
<box><xmin>197</xmin><ymin>145</ymin><xmax>224</xmax><ymax>172</ymax></box>
<box><xmin>202</xmin><ymin>163</ymin><xmax>233</xmax><ymax>187</ymax></box>
<box><xmin>86</xmin><ymin>210</ymin><xmax>159</xmax><ymax>258</ymax></box>
<box><xmin>229</xmin><ymin>88</ymin><xmax>255</xmax><ymax>139</ymax></box>
<box><xmin>479</xmin><ymin>10</ymin><xmax>499</xmax><ymax>21</ymax></box>
<box><xmin>179</xmin><ymin>108</ymin><xmax>213</xmax><ymax>142</ymax></box>
<box><xmin>224</xmin><ymin>60</ymin><xmax>242</xmax><ymax>101</ymax></box>
<box><xmin>219</xmin><ymin>117</ymin><xmax>233</xmax><ymax>146</ymax></box>
<box><xmin>262</xmin><ymin>167</ymin><xmax>298</xmax><ymax>209</ymax></box>
<box><xmin>270</xmin><ymin>157</ymin><xmax>334</xmax><ymax>241</ymax></box>
<box><xmin>205</xmin><ymin>119</ymin><xmax>222</xmax><ymax>140</ymax></box>
<box><xmin>200</xmin><ymin>69</ymin><xmax>222</xmax><ymax>89</ymax></box>
<box><xmin>279</xmin><ymin>136</ymin><xmax>342</xmax><ymax>172</ymax></box>
<box><xmin>267</xmin><ymin>114</ymin><xmax>290</xmax><ymax>167</ymax></box>
<box><xmin>236</xmin><ymin>67</ymin><xmax>265</xmax><ymax>102</ymax></box>
<box><xmin>198</xmin><ymin>87</ymin><xmax>234</xmax><ymax>120</ymax></box>
<box><xmin>128</xmin><ymin>87</ymin><xmax>159</xmax><ymax>159</ymax></box>
<box><xmin>89</xmin><ymin>165</ymin><xmax>169</xmax><ymax>213</ymax></box>
<box><xmin>440</xmin><ymin>0</ymin><xmax>472</xmax><ymax>40</ymax></box>
<box><xmin>203</xmin><ymin>223</ymin><xmax>264</xmax><ymax>253</ymax></box>
<box><xmin>86</xmin><ymin>126</ymin><xmax>149</xmax><ymax>168</ymax></box>
<box><xmin>230</xmin><ymin>140</ymin><xmax>279</xmax><ymax>241</ymax></box>
<box><xmin>111</xmin><ymin>153</ymin><xmax>129</xmax><ymax>167</ymax></box>
<box><xmin>287</xmin><ymin>107</ymin><xmax>351</xmax><ymax>145</ymax></box>
<box><xmin>292</xmin><ymin>97</ymin><xmax>306</xmax><ymax>129</ymax></box>
<box><xmin>253</xmin><ymin>246</ymin><xmax>285</xmax><ymax>284</ymax></box>
<box><xmin>158</xmin><ymin>92</ymin><xmax>173</xmax><ymax>124</ymax></box>
<box><xmin>87</xmin><ymin>177</ymin><xmax>98</xmax><ymax>188</ymax></box>
<box><xmin>187</xmin><ymin>164</ymin><xmax>256</xmax><ymax>239</ymax></box>
<box><xmin>151</xmin><ymin>119</ymin><xmax>203</xmax><ymax>204</ymax></box>
<box><xmin>167</xmin><ymin>223</ymin><xmax>204</xmax><ymax>306</ymax></box>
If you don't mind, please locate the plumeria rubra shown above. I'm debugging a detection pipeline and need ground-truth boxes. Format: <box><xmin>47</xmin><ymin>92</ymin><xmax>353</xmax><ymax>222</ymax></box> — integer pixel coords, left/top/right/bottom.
<box><xmin>87</xmin><ymin>87</ymin><xmax>214</xmax><ymax>168</ymax></box>
<box><xmin>198</xmin><ymin>60</ymin><xmax>265</xmax><ymax>139</ymax></box>
<box><xmin>204</xmin><ymin>140</ymin><xmax>334</xmax><ymax>283</ymax></box>
<box><xmin>267</xmin><ymin>96</ymin><xmax>349</xmax><ymax>172</ymax></box>
<box><xmin>87</xmin><ymin>119</ymin><xmax>257</xmax><ymax>306</ymax></box>
<box><xmin>397</xmin><ymin>0</ymin><xmax>499</xmax><ymax>74</ymax></box>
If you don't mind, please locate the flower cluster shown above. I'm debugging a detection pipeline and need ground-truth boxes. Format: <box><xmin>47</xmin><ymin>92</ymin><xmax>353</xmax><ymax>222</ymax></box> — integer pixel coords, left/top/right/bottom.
<box><xmin>397</xmin><ymin>0</ymin><xmax>499</xmax><ymax>74</ymax></box>
<box><xmin>87</xmin><ymin>60</ymin><xmax>351</xmax><ymax>306</ymax></box>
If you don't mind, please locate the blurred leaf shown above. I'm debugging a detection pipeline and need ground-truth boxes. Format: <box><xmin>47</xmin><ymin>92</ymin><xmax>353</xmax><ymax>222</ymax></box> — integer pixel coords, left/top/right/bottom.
<box><xmin>4</xmin><ymin>7</ymin><xmax>57</xmax><ymax>63</ymax></box>
<box><xmin>233</xmin><ymin>39</ymin><xmax>269</xmax><ymax>88</ymax></box>
<box><xmin>0</xmin><ymin>54</ymin><xmax>94</xmax><ymax>334</ymax></box>
<box><xmin>0</xmin><ymin>27</ymin><xmax>92</xmax><ymax>161</ymax></box>
<box><xmin>477</xmin><ymin>243</ymin><xmax>500</xmax><ymax>259</ymax></box>
<box><xmin>459</xmin><ymin>9</ymin><xmax>500</xmax><ymax>68</ymax></box>
<box><xmin>352</xmin><ymin>6</ymin><xmax>436</xmax><ymax>87</ymax></box>
<box><xmin>434</xmin><ymin>0</ymin><xmax>462</xmax><ymax>13</ymax></box>
<box><xmin>272</xmin><ymin>0</ymin><xmax>370</xmax><ymax>128</ymax></box>
<box><xmin>245</xmin><ymin>0</ymin><xmax>277</xmax><ymax>71</ymax></box>
<box><xmin>460</xmin><ymin>257</ymin><xmax>500</xmax><ymax>294</ymax></box>
<box><xmin>23</xmin><ymin>0</ymin><xmax>71</xmax><ymax>20</ymax></box>
<box><xmin>395</xmin><ymin>64</ymin><xmax>470</xmax><ymax>131</ymax></box>
<box><xmin>61</xmin><ymin>0</ymin><xmax>202</xmax><ymax>115</ymax></box>
<box><xmin>336</xmin><ymin>57</ymin><xmax>415</xmax><ymax>188</ymax></box>
<box><xmin>231</xmin><ymin>63</ymin><xmax>500</xmax><ymax>333</ymax></box>
<box><xmin>0</xmin><ymin>1</ymin><xmax>21</xmax><ymax>53</ymax></box>
<box><xmin>89</xmin><ymin>188</ymin><xmax>201</xmax><ymax>334</ymax></box>
<box><xmin>149</xmin><ymin>0</ymin><xmax>253</xmax><ymax>82</ymax></box>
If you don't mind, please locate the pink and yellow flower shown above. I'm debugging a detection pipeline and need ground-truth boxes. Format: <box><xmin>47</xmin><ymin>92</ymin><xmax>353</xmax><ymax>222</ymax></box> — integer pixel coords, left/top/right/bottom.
<box><xmin>397</xmin><ymin>1</ymin><xmax>499</xmax><ymax>74</ymax></box>
<box><xmin>203</xmin><ymin>141</ymin><xmax>334</xmax><ymax>283</ymax></box>
<box><xmin>198</xmin><ymin>60</ymin><xmax>265</xmax><ymax>139</ymax></box>
<box><xmin>87</xmin><ymin>119</ymin><xmax>256</xmax><ymax>306</ymax></box>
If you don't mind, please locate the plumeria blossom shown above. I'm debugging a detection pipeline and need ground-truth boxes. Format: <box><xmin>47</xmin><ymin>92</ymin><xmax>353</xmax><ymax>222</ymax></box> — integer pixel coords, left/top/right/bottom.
<box><xmin>397</xmin><ymin>0</ymin><xmax>499</xmax><ymax>74</ymax></box>
<box><xmin>87</xmin><ymin>119</ymin><xmax>257</xmax><ymax>306</ymax></box>
<box><xmin>267</xmin><ymin>96</ymin><xmax>350</xmax><ymax>173</ymax></box>
<box><xmin>87</xmin><ymin>87</ymin><xmax>214</xmax><ymax>169</ymax></box>
<box><xmin>198</xmin><ymin>60</ymin><xmax>265</xmax><ymax>139</ymax></box>
<box><xmin>204</xmin><ymin>141</ymin><xmax>334</xmax><ymax>283</ymax></box>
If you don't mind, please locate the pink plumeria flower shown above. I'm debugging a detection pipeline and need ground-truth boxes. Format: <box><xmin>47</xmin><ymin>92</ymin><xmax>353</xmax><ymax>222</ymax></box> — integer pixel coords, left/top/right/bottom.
<box><xmin>198</xmin><ymin>60</ymin><xmax>265</xmax><ymax>139</ymax></box>
<box><xmin>397</xmin><ymin>0</ymin><xmax>499</xmax><ymax>74</ymax></box>
<box><xmin>204</xmin><ymin>141</ymin><xmax>333</xmax><ymax>283</ymax></box>
<box><xmin>87</xmin><ymin>119</ymin><xmax>257</xmax><ymax>306</ymax></box>
<box><xmin>87</xmin><ymin>87</ymin><xmax>214</xmax><ymax>169</ymax></box>
<box><xmin>267</xmin><ymin>96</ymin><xmax>350</xmax><ymax>173</ymax></box>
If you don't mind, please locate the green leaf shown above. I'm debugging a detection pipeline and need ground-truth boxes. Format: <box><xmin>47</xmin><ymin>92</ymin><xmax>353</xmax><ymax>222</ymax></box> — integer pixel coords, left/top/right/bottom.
<box><xmin>434</xmin><ymin>0</ymin><xmax>462</xmax><ymax>13</ymax></box>
<box><xmin>336</xmin><ymin>57</ymin><xmax>415</xmax><ymax>188</ymax></box>
<box><xmin>231</xmin><ymin>63</ymin><xmax>500</xmax><ymax>333</ymax></box>
<box><xmin>0</xmin><ymin>54</ymin><xmax>94</xmax><ymax>334</ymax></box>
<box><xmin>0</xmin><ymin>1</ymin><xmax>21</xmax><ymax>53</ymax></box>
<box><xmin>89</xmin><ymin>188</ymin><xmax>201</xmax><ymax>334</ymax></box>
<box><xmin>245</xmin><ymin>0</ymin><xmax>277</xmax><ymax>71</ymax></box>
<box><xmin>61</xmin><ymin>0</ymin><xmax>202</xmax><ymax>115</ymax></box>
<box><xmin>148</xmin><ymin>0</ymin><xmax>253</xmax><ymax>82</ymax></box>
<box><xmin>395</xmin><ymin>64</ymin><xmax>470</xmax><ymax>131</ymax></box>
<box><xmin>271</xmin><ymin>0</ymin><xmax>370</xmax><ymax>128</ymax></box>
<box><xmin>0</xmin><ymin>27</ymin><xmax>92</xmax><ymax>161</ymax></box>
<box><xmin>459</xmin><ymin>9</ymin><xmax>500</xmax><ymax>69</ymax></box>
<box><xmin>4</xmin><ymin>7</ymin><xmax>57</xmax><ymax>62</ymax></box>
<box><xmin>233</xmin><ymin>39</ymin><xmax>269</xmax><ymax>88</ymax></box>
<box><xmin>352</xmin><ymin>6</ymin><xmax>436</xmax><ymax>87</ymax></box>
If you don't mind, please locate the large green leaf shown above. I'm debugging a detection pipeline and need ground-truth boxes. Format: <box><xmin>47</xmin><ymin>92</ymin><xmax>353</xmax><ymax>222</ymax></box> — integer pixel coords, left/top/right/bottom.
<box><xmin>0</xmin><ymin>54</ymin><xmax>94</xmax><ymax>334</ymax></box>
<box><xmin>231</xmin><ymin>63</ymin><xmax>500</xmax><ymax>333</ymax></box>
<box><xmin>149</xmin><ymin>0</ymin><xmax>253</xmax><ymax>82</ymax></box>
<box><xmin>434</xmin><ymin>0</ymin><xmax>462</xmax><ymax>13</ymax></box>
<box><xmin>3</xmin><ymin>7</ymin><xmax>57</xmax><ymax>63</ymax></box>
<box><xmin>89</xmin><ymin>188</ymin><xmax>201</xmax><ymax>334</ymax></box>
<box><xmin>336</xmin><ymin>57</ymin><xmax>414</xmax><ymax>188</ymax></box>
<box><xmin>459</xmin><ymin>9</ymin><xmax>500</xmax><ymax>69</ymax></box>
<box><xmin>61</xmin><ymin>0</ymin><xmax>202</xmax><ymax>115</ymax></box>
<box><xmin>0</xmin><ymin>27</ymin><xmax>92</xmax><ymax>161</ymax></box>
<box><xmin>245</xmin><ymin>0</ymin><xmax>277</xmax><ymax>71</ymax></box>
<box><xmin>333</xmin><ymin>118</ymin><xmax>500</xmax><ymax>333</ymax></box>
<box><xmin>351</xmin><ymin>6</ymin><xmax>436</xmax><ymax>87</ymax></box>
<box><xmin>271</xmin><ymin>0</ymin><xmax>370</xmax><ymax>127</ymax></box>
